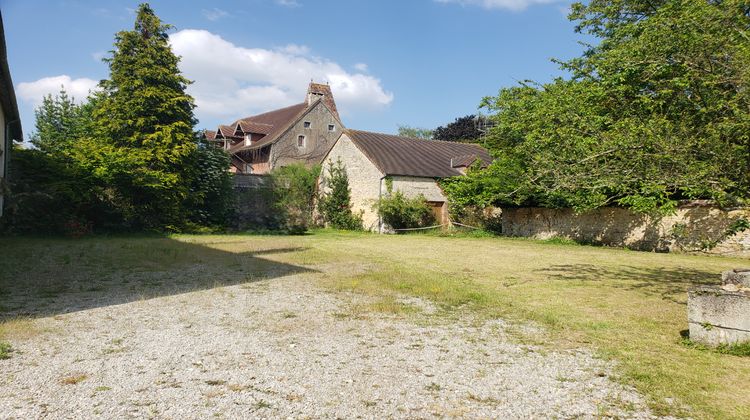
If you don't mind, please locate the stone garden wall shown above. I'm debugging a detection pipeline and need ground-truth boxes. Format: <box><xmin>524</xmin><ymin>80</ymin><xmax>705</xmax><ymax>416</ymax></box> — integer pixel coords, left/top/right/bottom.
<box><xmin>500</xmin><ymin>202</ymin><xmax>750</xmax><ymax>256</ymax></box>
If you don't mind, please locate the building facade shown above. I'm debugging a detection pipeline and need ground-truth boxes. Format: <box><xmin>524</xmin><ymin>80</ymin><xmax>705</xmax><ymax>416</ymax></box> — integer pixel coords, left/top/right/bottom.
<box><xmin>204</xmin><ymin>82</ymin><xmax>343</xmax><ymax>174</ymax></box>
<box><xmin>0</xmin><ymin>11</ymin><xmax>22</xmax><ymax>218</ymax></box>
<box><xmin>320</xmin><ymin>130</ymin><xmax>492</xmax><ymax>231</ymax></box>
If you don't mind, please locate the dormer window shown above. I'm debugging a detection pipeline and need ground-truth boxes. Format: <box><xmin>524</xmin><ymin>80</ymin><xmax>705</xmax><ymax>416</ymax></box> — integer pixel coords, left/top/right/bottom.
<box><xmin>297</xmin><ymin>135</ymin><xmax>306</xmax><ymax>148</ymax></box>
<box><xmin>245</xmin><ymin>134</ymin><xmax>252</xmax><ymax>146</ymax></box>
<box><xmin>304</xmin><ymin>121</ymin><xmax>311</xmax><ymax>129</ymax></box>
<box><xmin>328</xmin><ymin>124</ymin><xmax>335</xmax><ymax>132</ymax></box>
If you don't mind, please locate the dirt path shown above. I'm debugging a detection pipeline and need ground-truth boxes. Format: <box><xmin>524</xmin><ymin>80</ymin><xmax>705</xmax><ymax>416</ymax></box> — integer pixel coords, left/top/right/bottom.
<box><xmin>1</xmin><ymin>272</ymin><xmax>656</xmax><ymax>419</ymax></box>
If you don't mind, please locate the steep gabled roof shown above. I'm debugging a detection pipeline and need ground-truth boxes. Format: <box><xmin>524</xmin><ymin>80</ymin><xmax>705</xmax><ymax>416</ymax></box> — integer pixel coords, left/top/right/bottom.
<box><xmin>346</xmin><ymin>130</ymin><xmax>492</xmax><ymax>178</ymax></box>
<box><xmin>204</xmin><ymin>129</ymin><xmax>217</xmax><ymax>141</ymax></box>
<box><xmin>308</xmin><ymin>83</ymin><xmax>339</xmax><ymax>120</ymax></box>
<box><xmin>238</xmin><ymin>120</ymin><xmax>273</xmax><ymax>135</ymax></box>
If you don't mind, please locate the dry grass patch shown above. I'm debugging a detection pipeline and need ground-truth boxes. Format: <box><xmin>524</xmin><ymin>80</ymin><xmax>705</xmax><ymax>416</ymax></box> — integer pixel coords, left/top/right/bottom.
<box><xmin>60</xmin><ymin>373</ymin><xmax>88</xmax><ymax>385</ymax></box>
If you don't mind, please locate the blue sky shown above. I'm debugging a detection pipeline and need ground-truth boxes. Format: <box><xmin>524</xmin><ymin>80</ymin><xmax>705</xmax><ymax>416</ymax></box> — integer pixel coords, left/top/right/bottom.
<box><xmin>3</xmin><ymin>0</ymin><xmax>586</xmax><ymax>140</ymax></box>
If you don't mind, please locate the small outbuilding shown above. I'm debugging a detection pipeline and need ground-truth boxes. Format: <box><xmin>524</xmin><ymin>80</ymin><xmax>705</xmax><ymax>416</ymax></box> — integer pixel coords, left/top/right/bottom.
<box><xmin>320</xmin><ymin>129</ymin><xmax>492</xmax><ymax>231</ymax></box>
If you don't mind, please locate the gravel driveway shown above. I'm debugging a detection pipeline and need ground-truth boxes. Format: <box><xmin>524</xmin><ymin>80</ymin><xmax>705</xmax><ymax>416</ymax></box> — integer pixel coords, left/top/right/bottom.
<box><xmin>1</xmin><ymin>270</ymin><xmax>656</xmax><ymax>419</ymax></box>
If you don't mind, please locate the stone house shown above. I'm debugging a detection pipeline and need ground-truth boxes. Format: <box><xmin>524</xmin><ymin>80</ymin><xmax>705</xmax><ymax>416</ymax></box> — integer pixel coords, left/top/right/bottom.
<box><xmin>0</xmin><ymin>11</ymin><xmax>22</xmax><ymax>218</ymax></box>
<box><xmin>204</xmin><ymin>82</ymin><xmax>344</xmax><ymax>174</ymax></box>
<box><xmin>320</xmin><ymin>130</ymin><xmax>492</xmax><ymax>231</ymax></box>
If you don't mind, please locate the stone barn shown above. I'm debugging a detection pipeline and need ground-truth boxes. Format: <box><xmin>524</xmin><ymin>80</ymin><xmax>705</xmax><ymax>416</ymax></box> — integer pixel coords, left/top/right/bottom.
<box><xmin>320</xmin><ymin>130</ymin><xmax>492</xmax><ymax>232</ymax></box>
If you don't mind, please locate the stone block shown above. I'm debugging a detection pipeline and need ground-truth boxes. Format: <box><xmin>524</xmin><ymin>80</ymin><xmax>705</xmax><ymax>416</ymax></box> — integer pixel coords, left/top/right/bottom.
<box><xmin>721</xmin><ymin>269</ymin><xmax>750</xmax><ymax>288</ymax></box>
<box><xmin>688</xmin><ymin>286</ymin><xmax>750</xmax><ymax>346</ymax></box>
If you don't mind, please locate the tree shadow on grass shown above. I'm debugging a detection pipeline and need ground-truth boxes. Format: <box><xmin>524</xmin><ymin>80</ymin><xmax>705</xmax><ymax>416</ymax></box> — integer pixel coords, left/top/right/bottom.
<box><xmin>0</xmin><ymin>236</ymin><xmax>316</xmax><ymax>319</ymax></box>
<box><xmin>535</xmin><ymin>264</ymin><xmax>718</xmax><ymax>304</ymax></box>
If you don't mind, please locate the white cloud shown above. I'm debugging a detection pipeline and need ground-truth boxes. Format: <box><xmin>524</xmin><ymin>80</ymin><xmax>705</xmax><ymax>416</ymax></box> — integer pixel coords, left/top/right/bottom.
<box><xmin>276</xmin><ymin>44</ymin><xmax>310</xmax><ymax>56</ymax></box>
<box><xmin>16</xmin><ymin>75</ymin><xmax>99</xmax><ymax>106</ymax></box>
<box><xmin>275</xmin><ymin>0</ymin><xmax>301</xmax><ymax>8</ymax></box>
<box><xmin>202</xmin><ymin>8</ymin><xmax>229</xmax><ymax>21</ymax></box>
<box><xmin>435</xmin><ymin>0</ymin><xmax>561</xmax><ymax>12</ymax></box>
<box><xmin>354</xmin><ymin>63</ymin><xmax>369</xmax><ymax>72</ymax></box>
<box><xmin>169</xmin><ymin>29</ymin><xmax>393</xmax><ymax>124</ymax></box>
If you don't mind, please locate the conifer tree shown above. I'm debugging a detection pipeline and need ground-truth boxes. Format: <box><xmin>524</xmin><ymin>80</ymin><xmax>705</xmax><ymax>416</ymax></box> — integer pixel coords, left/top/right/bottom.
<box><xmin>93</xmin><ymin>3</ymin><xmax>198</xmax><ymax>229</ymax></box>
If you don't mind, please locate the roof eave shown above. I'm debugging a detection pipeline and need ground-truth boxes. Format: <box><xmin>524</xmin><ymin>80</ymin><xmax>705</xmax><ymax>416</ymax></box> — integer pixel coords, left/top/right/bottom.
<box><xmin>0</xmin><ymin>11</ymin><xmax>22</xmax><ymax>142</ymax></box>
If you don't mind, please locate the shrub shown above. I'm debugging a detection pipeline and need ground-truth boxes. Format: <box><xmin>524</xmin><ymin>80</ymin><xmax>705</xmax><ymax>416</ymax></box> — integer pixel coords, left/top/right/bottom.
<box><xmin>318</xmin><ymin>159</ymin><xmax>363</xmax><ymax>230</ymax></box>
<box><xmin>375</xmin><ymin>191</ymin><xmax>435</xmax><ymax>231</ymax></box>
<box><xmin>269</xmin><ymin>164</ymin><xmax>320</xmax><ymax>234</ymax></box>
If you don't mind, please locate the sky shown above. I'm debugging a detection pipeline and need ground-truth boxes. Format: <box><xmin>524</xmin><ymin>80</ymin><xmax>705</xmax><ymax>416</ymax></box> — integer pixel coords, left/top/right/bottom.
<box><xmin>2</xmin><ymin>0</ymin><xmax>588</xmax><ymax>140</ymax></box>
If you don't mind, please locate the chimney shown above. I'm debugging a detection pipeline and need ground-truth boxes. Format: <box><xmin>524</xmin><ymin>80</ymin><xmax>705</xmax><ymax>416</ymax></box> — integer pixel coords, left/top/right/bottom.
<box><xmin>306</xmin><ymin>81</ymin><xmax>340</xmax><ymax>120</ymax></box>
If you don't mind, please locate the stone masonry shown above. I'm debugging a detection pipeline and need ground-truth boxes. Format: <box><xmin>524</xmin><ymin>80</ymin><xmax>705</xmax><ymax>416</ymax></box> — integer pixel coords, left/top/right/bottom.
<box><xmin>688</xmin><ymin>269</ymin><xmax>750</xmax><ymax>346</ymax></box>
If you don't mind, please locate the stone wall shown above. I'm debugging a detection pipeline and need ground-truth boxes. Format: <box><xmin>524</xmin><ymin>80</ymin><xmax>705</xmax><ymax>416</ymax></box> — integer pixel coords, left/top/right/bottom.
<box><xmin>232</xmin><ymin>175</ymin><xmax>275</xmax><ymax>229</ymax></box>
<box><xmin>320</xmin><ymin>134</ymin><xmax>450</xmax><ymax>232</ymax></box>
<box><xmin>272</xmin><ymin>100</ymin><xmax>342</xmax><ymax>169</ymax></box>
<box><xmin>320</xmin><ymin>133</ymin><xmax>384</xmax><ymax>230</ymax></box>
<box><xmin>501</xmin><ymin>203</ymin><xmax>750</xmax><ymax>255</ymax></box>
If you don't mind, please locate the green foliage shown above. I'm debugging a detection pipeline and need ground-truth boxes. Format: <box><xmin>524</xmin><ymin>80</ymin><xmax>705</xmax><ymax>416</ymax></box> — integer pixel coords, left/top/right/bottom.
<box><xmin>0</xmin><ymin>341</ymin><xmax>12</xmax><ymax>360</ymax></box>
<box><xmin>187</xmin><ymin>143</ymin><xmax>234</xmax><ymax>227</ymax></box>
<box><xmin>30</xmin><ymin>89</ymin><xmax>95</xmax><ymax>155</ymax></box>
<box><xmin>451</xmin><ymin>0</ymin><xmax>750</xmax><ymax>214</ymax></box>
<box><xmin>91</xmin><ymin>3</ymin><xmax>199</xmax><ymax>229</ymax></box>
<box><xmin>4</xmin><ymin>4</ymin><xmax>233</xmax><ymax>234</ymax></box>
<box><xmin>397</xmin><ymin>125</ymin><xmax>433</xmax><ymax>140</ymax></box>
<box><xmin>2</xmin><ymin>147</ymin><xmax>119</xmax><ymax>235</ymax></box>
<box><xmin>318</xmin><ymin>160</ymin><xmax>363</xmax><ymax>230</ymax></box>
<box><xmin>375</xmin><ymin>191</ymin><xmax>435</xmax><ymax>231</ymax></box>
<box><xmin>270</xmin><ymin>164</ymin><xmax>321</xmax><ymax>234</ymax></box>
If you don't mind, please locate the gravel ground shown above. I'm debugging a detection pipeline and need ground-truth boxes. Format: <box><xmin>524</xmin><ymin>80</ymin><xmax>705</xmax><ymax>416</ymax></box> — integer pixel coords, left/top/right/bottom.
<box><xmin>1</xmin><ymin>271</ymin><xmax>657</xmax><ymax>419</ymax></box>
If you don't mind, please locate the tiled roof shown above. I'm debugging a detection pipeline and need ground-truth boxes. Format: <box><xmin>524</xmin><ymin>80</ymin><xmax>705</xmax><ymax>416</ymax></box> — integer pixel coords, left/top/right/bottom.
<box><xmin>346</xmin><ymin>130</ymin><xmax>492</xmax><ymax>178</ymax></box>
<box><xmin>451</xmin><ymin>154</ymin><xmax>483</xmax><ymax>168</ymax></box>
<box><xmin>238</xmin><ymin>120</ymin><xmax>273</xmax><ymax>135</ymax></box>
<box><xmin>218</xmin><ymin>125</ymin><xmax>237</xmax><ymax>138</ymax></box>
<box><xmin>204</xmin><ymin>130</ymin><xmax>217</xmax><ymax>141</ymax></box>
<box><xmin>308</xmin><ymin>83</ymin><xmax>339</xmax><ymax>120</ymax></box>
<box><xmin>232</xmin><ymin>102</ymin><xmax>309</xmax><ymax>152</ymax></box>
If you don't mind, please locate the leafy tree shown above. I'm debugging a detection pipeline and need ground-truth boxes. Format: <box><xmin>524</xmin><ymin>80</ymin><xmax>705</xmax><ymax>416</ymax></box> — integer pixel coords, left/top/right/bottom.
<box><xmin>270</xmin><ymin>164</ymin><xmax>321</xmax><ymax>234</ymax></box>
<box><xmin>433</xmin><ymin>114</ymin><xmax>483</xmax><ymax>142</ymax></box>
<box><xmin>397</xmin><ymin>125</ymin><xmax>433</xmax><ymax>140</ymax></box>
<box><xmin>92</xmin><ymin>3</ymin><xmax>198</xmax><ymax>229</ymax></box>
<box><xmin>451</xmin><ymin>0</ymin><xmax>750</xmax><ymax>214</ymax></box>
<box><xmin>318</xmin><ymin>159</ymin><xmax>362</xmax><ymax>230</ymax></box>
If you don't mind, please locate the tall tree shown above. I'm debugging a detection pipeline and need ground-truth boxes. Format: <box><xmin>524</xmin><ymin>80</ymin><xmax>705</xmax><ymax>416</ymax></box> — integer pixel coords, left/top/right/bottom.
<box><xmin>30</xmin><ymin>89</ymin><xmax>93</xmax><ymax>156</ymax></box>
<box><xmin>447</xmin><ymin>0</ymin><xmax>750</xmax><ymax>214</ymax></box>
<box><xmin>93</xmin><ymin>3</ymin><xmax>198</xmax><ymax>228</ymax></box>
<box><xmin>433</xmin><ymin>115</ymin><xmax>484</xmax><ymax>142</ymax></box>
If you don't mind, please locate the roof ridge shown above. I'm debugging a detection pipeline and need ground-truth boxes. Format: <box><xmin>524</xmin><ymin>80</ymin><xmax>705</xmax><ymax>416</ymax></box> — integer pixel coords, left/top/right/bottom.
<box><xmin>346</xmin><ymin>129</ymin><xmax>484</xmax><ymax>147</ymax></box>
<box><xmin>238</xmin><ymin>102</ymin><xmax>307</xmax><ymax>123</ymax></box>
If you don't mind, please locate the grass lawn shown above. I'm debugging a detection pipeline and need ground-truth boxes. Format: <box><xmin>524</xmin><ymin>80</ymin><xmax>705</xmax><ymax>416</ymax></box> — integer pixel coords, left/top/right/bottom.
<box><xmin>1</xmin><ymin>230</ymin><xmax>748</xmax><ymax>418</ymax></box>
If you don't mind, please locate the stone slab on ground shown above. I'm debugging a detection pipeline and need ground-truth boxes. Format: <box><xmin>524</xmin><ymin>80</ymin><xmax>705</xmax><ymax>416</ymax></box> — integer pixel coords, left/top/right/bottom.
<box><xmin>688</xmin><ymin>285</ymin><xmax>750</xmax><ymax>346</ymax></box>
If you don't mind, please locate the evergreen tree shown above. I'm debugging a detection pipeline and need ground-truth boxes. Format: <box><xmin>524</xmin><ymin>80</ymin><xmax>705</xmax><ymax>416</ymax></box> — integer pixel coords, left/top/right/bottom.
<box><xmin>93</xmin><ymin>3</ymin><xmax>198</xmax><ymax>229</ymax></box>
<box><xmin>31</xmin><ymin>88</ymin><xmax>92</xmax><ymax>156</ymax></box>
<box><xmin>319</xmin><ymin>160</ymin><xmax>362</xmax><ymax>230</ymax></box>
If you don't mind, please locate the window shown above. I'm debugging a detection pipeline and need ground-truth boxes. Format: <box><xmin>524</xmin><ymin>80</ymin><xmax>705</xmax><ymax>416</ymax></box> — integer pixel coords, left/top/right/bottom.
<box><xmin>297</xmin><ymin>135</ymin><xmax>306</xmax><ymax>148</ymax></box>
<box><xmin>304</xmin><ymin>121</ymin><xmax>311</xmax><ymax>129</ymax></box>
<box><xmin>328</xmin><ymin>124</ymin><xmax>335</xmax><ymax>132</ymax></box>
<box><xmin>245</xmin><ymin>163</ymin><xmax>253</xmax><ymax>174</ymax></box>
